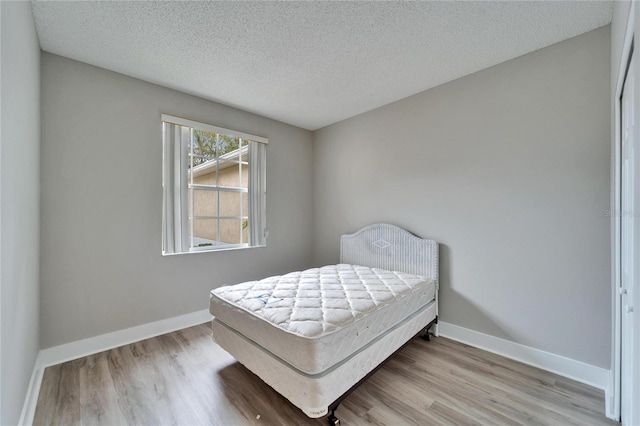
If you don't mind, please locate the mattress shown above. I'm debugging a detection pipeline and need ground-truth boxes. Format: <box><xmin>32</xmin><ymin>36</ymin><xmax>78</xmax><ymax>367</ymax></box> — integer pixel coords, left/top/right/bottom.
<box><xmin>209</xmin><ymin>264</ymin><xmax>435</xmax><ymax>374</ymax></box>
<box><xmin>211</xmin><ymin>300</ymin><xmax>437</xmax><ymax>418</ymax></box>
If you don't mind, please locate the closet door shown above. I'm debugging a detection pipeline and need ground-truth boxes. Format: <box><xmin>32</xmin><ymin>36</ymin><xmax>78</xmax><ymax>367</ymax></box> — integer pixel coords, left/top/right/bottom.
<box><xmin>620</xmin><ymin>49</ymin><xmax>639</xmax><ymax>426</ymax></box>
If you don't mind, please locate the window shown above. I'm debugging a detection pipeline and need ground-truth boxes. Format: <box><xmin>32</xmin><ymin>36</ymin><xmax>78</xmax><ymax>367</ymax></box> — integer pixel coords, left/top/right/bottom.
<box><xmin>162</xmin><ymin>114</ymin><xmax>266</xmax><ymax>254</ymax></box>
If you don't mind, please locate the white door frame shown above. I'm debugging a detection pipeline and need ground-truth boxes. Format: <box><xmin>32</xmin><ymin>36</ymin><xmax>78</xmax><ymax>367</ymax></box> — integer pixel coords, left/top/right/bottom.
<box><xmin>613</xmin><ymin>1</ymin><xmax>638</xmax><ymax>422</ymax></box>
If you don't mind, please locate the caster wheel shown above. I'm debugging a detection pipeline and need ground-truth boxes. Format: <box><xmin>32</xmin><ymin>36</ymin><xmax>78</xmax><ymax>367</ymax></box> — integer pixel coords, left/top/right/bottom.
<box><xmin>327</xmin><ymin>414</ymin><xmax>340</xmax><ymax>425</ymax></box>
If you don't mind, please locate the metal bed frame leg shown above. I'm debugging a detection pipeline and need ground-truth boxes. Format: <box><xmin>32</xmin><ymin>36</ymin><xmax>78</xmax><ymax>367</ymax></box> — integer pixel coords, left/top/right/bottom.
<box><xmin>327</xmin><ymin>408</ymin><xmax>340</xmax><ymax>425</ymax></box>
<box><xmin>422</xmin><ymin>328</ymin><xmax>431</xmax><ymax>341</ymax></box>
<box><xmin>422</xmin><ymin>316</ymin><xmax>438</xmax><ymax>341</ymax></box>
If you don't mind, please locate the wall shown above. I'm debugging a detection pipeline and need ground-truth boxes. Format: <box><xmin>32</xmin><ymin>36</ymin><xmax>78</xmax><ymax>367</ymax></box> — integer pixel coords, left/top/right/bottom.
<box><xmin>312</xmin><ymin>26</ymin><xmax>611</xmax><ymax>368</ymax></box>
<box><xmin>40</xmin><ymin>53</ymin><xmax>313</xmax><ymax>348</ymax></box>
<box><xmin>0</xmin><ymin>2</ymin><xmax>41</xmax><ymax>424</ymax></box>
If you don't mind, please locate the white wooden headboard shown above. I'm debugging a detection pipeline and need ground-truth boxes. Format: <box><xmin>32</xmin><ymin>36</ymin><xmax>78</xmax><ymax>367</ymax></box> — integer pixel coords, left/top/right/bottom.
<box><xmin>340</xmin><ymin>223</ymin><xmax>439</xmax><ymax>285</ymax></box>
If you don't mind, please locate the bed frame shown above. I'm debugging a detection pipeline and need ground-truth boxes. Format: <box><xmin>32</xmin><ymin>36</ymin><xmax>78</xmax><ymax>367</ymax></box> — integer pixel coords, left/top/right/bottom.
<box><xmin>213</xmin><ymin>223</ymin><xmax>439</xmax><ymax>425</ymax></box>
<box><xmin>324</xmin><ymin>223</ymin><xmax>439</xmax><ymax>424</ymax></box>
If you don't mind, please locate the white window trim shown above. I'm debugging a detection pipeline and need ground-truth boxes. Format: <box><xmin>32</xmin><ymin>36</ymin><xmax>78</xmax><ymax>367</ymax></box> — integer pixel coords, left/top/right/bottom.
<box><xmin>162</xmin><ymin>114</ymin><xmax>267</xmax><ymax>255</ymax></box>
<box><xmin>161</xmin><ymin>114</ymin><xmax>268</xmax><ymax>145</ymax></box>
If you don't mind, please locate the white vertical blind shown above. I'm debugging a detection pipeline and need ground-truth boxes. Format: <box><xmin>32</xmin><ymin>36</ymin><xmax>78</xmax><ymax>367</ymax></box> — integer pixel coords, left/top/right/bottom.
<box><xmin>215</xmin><ymin>133</ymin><xmax>221</xmax><ymax>245</ymax></box>
<box><xmin>249</xmin><ymin>141</ymin><xmax>267</xmax><ymax>246</ymax></box>
<box><xmin>162</xmin><ymin>122</ymin><xmax>187</xmax><ymax>254</ymax></box>
<box><xmin>188</xmin><ymin>127</ymin><xmax>195</xmax><ymax>250</ymax></box>
<box><xmin>239</xmin><ymin>138</ymin><xmax>244</xmax><ymax>244</ymax></box>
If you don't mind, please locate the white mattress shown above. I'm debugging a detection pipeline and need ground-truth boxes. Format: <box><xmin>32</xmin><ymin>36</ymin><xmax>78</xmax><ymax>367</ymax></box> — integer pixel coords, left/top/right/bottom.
<box><xmin>209</xmin><ymin>264</ymin><xmax>435</xmax><ymax>374</ymax></box>
<box><xmin>211</xmin><ymin>300</ymin><xmax>437</xmax><ymax>418</ymax></box>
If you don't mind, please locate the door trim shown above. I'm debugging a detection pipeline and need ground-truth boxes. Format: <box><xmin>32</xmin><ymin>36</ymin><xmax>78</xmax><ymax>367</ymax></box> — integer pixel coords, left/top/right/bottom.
<box><xmin>612</xmin><ymin>2</ymin><xmax>636</xmax><ymax>421</ymax></box>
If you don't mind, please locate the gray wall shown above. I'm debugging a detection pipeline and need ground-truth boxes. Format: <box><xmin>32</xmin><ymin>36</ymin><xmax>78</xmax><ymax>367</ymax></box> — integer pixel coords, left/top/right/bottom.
<box><xmin>312</xmin><ymin>27</ymin><xmax>611</xmax><ymax>368</ymax></box>
<box><xmin>1</xmin><ymin>2</ymin><xmax>41</xmax><ymax>424</ymax></box>
<box><xmin>40</xmin><ymin>54</ymin><xmax>313</xmax><ymax>348</ymax></box>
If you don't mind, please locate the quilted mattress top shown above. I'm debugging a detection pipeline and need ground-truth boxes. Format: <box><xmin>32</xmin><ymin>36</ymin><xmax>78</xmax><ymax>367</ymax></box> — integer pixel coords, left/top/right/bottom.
<box><xmin>210</xmin><ymin>264</ymin><xmax>433</xmax><ymax>339</ymax></box>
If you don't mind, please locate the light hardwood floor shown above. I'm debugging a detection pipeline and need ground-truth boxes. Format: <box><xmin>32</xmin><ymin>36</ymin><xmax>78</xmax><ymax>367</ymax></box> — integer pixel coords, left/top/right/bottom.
<box><xmin>34</xmin><ymin>323</ymin><xmax>618</xmax><ymax>426</ymax></box>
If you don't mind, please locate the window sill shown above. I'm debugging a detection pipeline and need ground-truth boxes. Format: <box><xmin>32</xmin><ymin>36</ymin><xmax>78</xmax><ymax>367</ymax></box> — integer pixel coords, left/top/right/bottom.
<box><xmin>162</xmin><ymin>244</ymin><xmax>266</xmax><ymax>256</ymax></box>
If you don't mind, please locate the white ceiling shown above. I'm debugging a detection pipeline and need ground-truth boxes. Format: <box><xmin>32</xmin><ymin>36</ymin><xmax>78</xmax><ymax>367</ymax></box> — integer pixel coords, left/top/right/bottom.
<box><xmin>31</xmin><ymin>1</ymin><xmax>612</xmax><ymax>131</ymax></box>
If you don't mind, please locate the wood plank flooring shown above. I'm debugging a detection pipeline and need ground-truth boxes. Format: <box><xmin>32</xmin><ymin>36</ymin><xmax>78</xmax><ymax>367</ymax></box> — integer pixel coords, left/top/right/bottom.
<box><xmin>33</xmin><ymin>323</ymin><xmax>618</xmax><ymax>426</ymax></box>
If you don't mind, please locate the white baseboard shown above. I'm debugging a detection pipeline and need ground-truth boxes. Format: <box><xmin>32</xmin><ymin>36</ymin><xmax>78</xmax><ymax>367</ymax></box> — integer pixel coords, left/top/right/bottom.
<box><xmin>18</xmin><ymin>353</ymin><xmax>44</xmax><ymax>426</ymax></box>
<box><xmin>38</xmin><ymin>309</ymin><xmax>212</xmax><ymax>368</ymax></box>
<box><xmin>18</xmin><ymin>309</ymin><xmax>212</xmax><ymax>425</ymax></box>
<box><xmin>605</xmin><ymin>374</ymin><xmax>617</xmax><ymax>421</ymax></box>
<box><xmin>438</xmin><ymin>321</ymin><xmax>610</xmax><ymax>392</ymax></box>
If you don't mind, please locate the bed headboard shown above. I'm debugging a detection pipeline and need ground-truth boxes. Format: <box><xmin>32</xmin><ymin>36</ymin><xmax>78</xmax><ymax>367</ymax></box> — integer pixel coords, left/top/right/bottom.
<box><xmin>340</xmin><ymin>223</ymin><xmax>439</xmax><ymax>284</ymax></box>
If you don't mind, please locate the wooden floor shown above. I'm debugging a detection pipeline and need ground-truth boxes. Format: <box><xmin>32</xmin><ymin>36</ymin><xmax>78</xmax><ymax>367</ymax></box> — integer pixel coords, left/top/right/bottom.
<box><xmin>34</xmin><ymin>323</ymin><xmax>618</xmax><ymax>426</ymax></box>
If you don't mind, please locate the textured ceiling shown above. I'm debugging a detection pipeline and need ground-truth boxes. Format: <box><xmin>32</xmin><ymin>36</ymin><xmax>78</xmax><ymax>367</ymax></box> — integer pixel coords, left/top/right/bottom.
<box><xmin>31</xmin><ymin>1</ymin><xmax>612</xmax><ymax>130</ymax></box>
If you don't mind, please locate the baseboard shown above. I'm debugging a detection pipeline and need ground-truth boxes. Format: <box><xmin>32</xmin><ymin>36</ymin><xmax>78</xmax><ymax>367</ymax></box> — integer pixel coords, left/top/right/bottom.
<box><xmin>438</xmin><ymin>322</ymin><xmax>610</xmax><ymax>392</ymax></box>
<box><xmin>38</xmin><ymin>309</ymin><xmax>212</xmax><ymax>368</ymax></box>
<box><xmin>18</xmin><ymin>353</ymin><xmax>44</xmax><ymax>426</ymax></box>
<box><xmin>18</xmin><ymin>309</ymin><xmax>212</xmax><ymax>425</ymax></box>
<box><xmin>605</xmin><ymin>386</ymin><xmax>615</xmax><ymax>420</ymax></box>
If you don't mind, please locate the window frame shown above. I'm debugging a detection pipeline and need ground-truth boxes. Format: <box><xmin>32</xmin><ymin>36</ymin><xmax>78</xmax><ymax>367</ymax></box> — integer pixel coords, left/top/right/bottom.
<box><xmin>161</xmin><ymin>114</ymin><xmax>267</xmax><ymax>255</ymax></box>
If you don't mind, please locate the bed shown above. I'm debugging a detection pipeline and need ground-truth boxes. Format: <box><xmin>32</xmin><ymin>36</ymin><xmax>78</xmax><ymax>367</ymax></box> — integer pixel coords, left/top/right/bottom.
<box><xmin>209</xmin><ymin>223</ymin><xmax>439</xmax><ymax>425</ymax></box>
